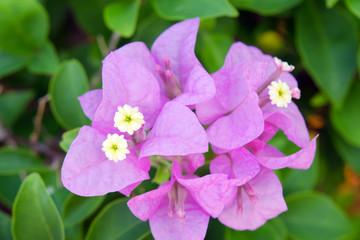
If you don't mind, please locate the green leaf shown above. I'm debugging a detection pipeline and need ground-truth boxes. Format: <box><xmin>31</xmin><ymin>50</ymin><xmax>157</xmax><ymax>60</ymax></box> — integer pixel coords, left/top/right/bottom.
<box><xmin>85</xmin><ymin>198</ymin><xmax>150</xmax><ymax>240</ymax></box>
<box><xmin>0</xmin><ymin>147</ymin><xmax>49</xmax><ymax>175</ymax></box>
<box><xmin>0</xmin><ymin>175</ymin><xmax>22</xmax><ymax>207</ymax></box>
<box><xmin>63</xmin><ymin>195</ymin><xmax>105</xmax><ymax>228</ymax></box>
<box><xmin>0</xmin><ymin>90</ymin><xmax>34</xmax><ymax>128</ymax></box>
<box><xmin>59</xmin><ymin>127</ymin><xmax>80</xmax><ymax>152</ymax></box>
<box><xmin>133</xmin><ymin>13</ymin><xmax>173</xmax><ymax>47</ymax></box>
<box><xmin>345</xmin><ymin>0</ymin><xmax>360</xmax><ymax>18</ymax></box>
<box><xmin>225</xmin><ymin>218</ymin><xmax>288</xmax><ymax>240</ymax></box>
<box><xmin>281</xmin><ymin>191</ymin><xmax>353</xmax><ymax>240</ymax></box>
<box><xmin>330</xmin><ymin>130</ymin><xmax>360</xmax><ymax>175</ymax></box>
<box><xmin>0</xmin><ymin>0</ymin><xmax>49</xmax><ymax>55</ymax></box>
<box><xmin>326</xmin><ymin>0</ymin><xmax>339</xmax><ymax>8</ymax></box>
<box><xmin>49</xmin><ymin>59</ymin><xmax>90</xmax><ymax>129</ymax></box>
<box><xmin>295</xmin><ymin>1</ymin><xmax>358</xmax><ymax>106</ymax></box>
<box><xmin>0</xmin><ymin>211</ymin><xmax>12</xmax><ymax>240</ymax></box>
<box><xmin>65</xmin><ymin>223</ymin><xmax>84</xmax><ymax>240</ymax></box>
<box><xmin>151</xmin><ymin>0</ymin><xmax>238</xmax><ymax>20</ymax></box>
<box><xmin>231</xmin><ymin>0</ymin><xmax>302</xmax><ymax>15</ymax></box>
<box><xmin>40</xmin><ymin>171</ymin><xmax>71</xmax><ymax>213</ymax></box>
<box><xmin>330</xmin><ymin>81</ymin><xmax>360</xmax><ymax>147</ymax></box>
<box><xmin>0</xmin><ymin>51</ymin><xmax>29</xmax><ymax>77</ymax></box>
<box><xmin>153</xmin><ymin>165</ymin><xmax>171</xmax><ymax>184</ymax></box>
<box><xmin>28</xmin><ymin>41</ymin><xmax>59</xmax><ymax>75</ymax></box>
<box><xmin>197</xmin><ymin>32</ymin><xmax>233</xmax><ymax>73</ymax></box>
<box><xmin>104</xmin><ymin>0</ymin><xmax>140</xmax><ymax>38</ymax></box>
<box><xmin>68</xmin><ymin>0</ymin><xmax>113</xmax><ymax>35</ymax></box>
<box><xmin>12</xmin><ymin>173</ymin><xmax>65</xmax><ymax>240</ymax></box>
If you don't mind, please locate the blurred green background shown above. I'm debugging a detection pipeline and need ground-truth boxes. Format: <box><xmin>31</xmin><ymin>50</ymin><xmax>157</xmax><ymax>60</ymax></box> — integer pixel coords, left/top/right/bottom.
<box><xmin>0</xmin><ymin>0</ymin><xmax>360</xmax><ymax>239</ymax></box>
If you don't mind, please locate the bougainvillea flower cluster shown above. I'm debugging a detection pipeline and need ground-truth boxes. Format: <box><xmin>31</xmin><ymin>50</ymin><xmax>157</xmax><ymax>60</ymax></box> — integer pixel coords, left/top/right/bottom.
<box><xmin>62</xmin><ymin>17</ymin><xmax>317</xmax><ymax>239</ymax></box>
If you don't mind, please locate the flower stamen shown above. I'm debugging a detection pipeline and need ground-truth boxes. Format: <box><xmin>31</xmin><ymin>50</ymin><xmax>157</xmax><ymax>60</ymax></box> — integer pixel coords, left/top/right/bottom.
<box><xmin>102</xmin><ymin>134</ymin><xmax>130</xmax><ymax>162</ymax></box>
<box><xmin>268</xmin><ymin>80</ymin><xmax>292</xmax><ymax>108</ymax></box>
<box><xmin>114</xmin><ymin>104</ymin><xmax>145</xmax><ymax>135</ymax></box>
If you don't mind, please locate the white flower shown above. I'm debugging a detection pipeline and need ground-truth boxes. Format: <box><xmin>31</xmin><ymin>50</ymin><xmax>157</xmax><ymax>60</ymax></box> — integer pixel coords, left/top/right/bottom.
<box><xmin>102</xmin><ymin>134</ymin><xmax>130</xmax><ymax>162</ymax></box>
<box><xmin>268</xmin><ymin>80</ymin><xmax>292</xmax><ymax>108</ymax></box>
<box><xmin>114</xmin><ymin>104</ymin><xmax>145</xmax><ymax>135</ymax></box>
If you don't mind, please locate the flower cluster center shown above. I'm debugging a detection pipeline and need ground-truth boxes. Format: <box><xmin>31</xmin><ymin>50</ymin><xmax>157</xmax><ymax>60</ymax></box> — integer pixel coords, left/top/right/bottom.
<box><xmin>102</xmin><ymin>134</ymin><xmax>130</xmax><ymax>162</ymax></box>
<box><xmin>114</xmin><ymin>104</ymin><xmax>145</xmax><ymax>135</ymax></box>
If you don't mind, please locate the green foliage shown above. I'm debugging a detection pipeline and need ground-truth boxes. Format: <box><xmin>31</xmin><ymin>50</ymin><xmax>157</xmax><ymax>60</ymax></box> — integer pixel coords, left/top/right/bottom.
<box><xmin>1</xmin><ymin>0</ymin><xmax>359</xmax><ymax>239</ymax></box>
<box><xmin>0</xmin><ymin>147</ymin><xmax>50</xmax><ymax>175</ymax></box>
<box><xmin>49</xmin><ymin>59</ymin><xmax>90</xmax><ymax>129</ymax></box>
<box><xmin>12</xmin><ymin>173</ymin><xmax>65</xmax><ymax>240</ymax></box>
<box><xmin>0</xmin><ymin>90</ymin><xmax>34</xmax><ymax>128</ymax></box>
<box><xmin>331</xmin><ymin>81</ymin><xmax>360</xmax><ymax>147</ymax></box>
<box><xmin>345</xmin><ymin>0</ymin><xmax>360</xmax><ymax>18</ymax></box>
<box><xmin>104</xmin><ymin>0</ymin><xmax>141</xmax><ymax>38</ymax></box>
<box><xmin>197</xmin><ymin>31</ymin><xmax>233</xmax><ymax>73</ymax></box>
<box><xmin>282</xmin><ymin>191</ymin><xmax>353</xmax><ymax>240</ymax></box>
<box><xmin>295</xmin><ymin>1</ymin><xmax>358</xmax><ymax>107</ymax></box>
<box><xmin>231</xmin><ymin>0</ymin><xmax>303</xmax><ymax>15</ymax></box>
<box><xmin>0</xmin><ymin>0</ymin><xmax>49</xmax><ymax>55</ymax></box>
<box><xmin>85</xmin><ymin>198</ymin><xmax>150</xmax><ymax>240</ymax></box>
<box><xmin>28</xmin><ymin>41</ymin><xmax>59</xmax><ymax>75</ymax></box>
<box><xmin>0</xmin><ymin>175</ymin><xmax>22</xmax><ymax>207</ymax></box>
<box><xmin>225</xmin><ymin>218</ymin><xmax>288</xmax><ymax>240</ymax></box>
<box><xmin>63</xmin><ymin>195</ymin><xmax>105</xmax><ymax>228</ymax></box>
<box><xmin>0</xmin><ymin>211</ymin><xmax>12</xmax><ymax>240</ymax></box>
<box><xmin>59</xmin><ymin>128</ymin><xmax>80</xmax><ymax>152</ymax></box>
<box><xmin>152</xmin><ymin>0</ymin><xmax>238</xmax><ymax>20</ymax></box>
<box><xmin>0</xmin><ymin>51</ymin><xmax>30</xmax><ymax>78</ymax></box>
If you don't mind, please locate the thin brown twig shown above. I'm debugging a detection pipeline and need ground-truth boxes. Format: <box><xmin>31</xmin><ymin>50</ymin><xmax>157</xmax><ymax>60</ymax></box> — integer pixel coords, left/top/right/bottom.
<box><xmin>30</xmin><ymin>94</ymin><xmax>50</xmax><ymax>144</ymax></box>
<box><xmin>108</xmin><ymin>32</ymin><xmax>121</xmax><ymax>52</ymax></box>
<box><xmin>96</xmin><ymin>35</ymin><xmax>109</xmax><ymax>57</ymax></box>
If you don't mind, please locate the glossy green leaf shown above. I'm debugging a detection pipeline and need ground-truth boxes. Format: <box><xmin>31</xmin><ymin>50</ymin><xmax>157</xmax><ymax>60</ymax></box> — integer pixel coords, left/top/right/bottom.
<box><xmin>225</xmin><ymin>218</ymin><xmax>288</xmax><ymax>240</ymax></box>
<box><xmin>0</xmin><ymin>175</ymin><xmax>22</xmax><ymax>207</ymax></box>
<box><xmin>49</xmin><ymin>59</ymin><xmax>90</xmax><ymax>129</ymax></box>
<box><xmin>85</xmin><ymin>198</ymin><xmax>150</xmax><ymax>240</ymax></box>
<box><xmin>133</xmin><ymin>13</ymin><xmax>173</xmax><ymax>47</ymax></box>
<box><xmin>28</xmin><ymin>41</ymin><xmax>59</xmax><ymax>75</ymax></box>
<box><xmin>0</xmin><ymin>147</ymin><xmax>49</xmax><ymax>175</ymax></box>
<box><xmin>345</xmin><ymin>0</ymin><xmax>360</xmax><ymax>18</ymax></box>
<box><xmin>0</xmin><ymin>211</ymin><xmax>12</xmax><ymax>240</ymax></box>
<box><xmin>0</xmin><ymin>90</ymin><xmax>34</xmax><ymax>128</ymax></box>
<box><xmin>326</xmin><ymin>0</ymin><xmax>339</xmax><ymax>8</ymax></box>
<box><xmin>330</xmin><ymin>81</ymin><xmax>360</xmax><ymax>147</ymax></box>
<box><xmin>295</xmin><ymin>1</ymin><xmax>357</xmax><ymax>106</ymax></box>
<box><xmin>153</xmin><ymin>165</ymin><xmax>171</xmax><ymax>184</ymax></box>
<box><xmin>197</xmin><ymin>32</ymin><xmax>233</xmax><ymax>73</ymax></box>
<box><xmin>0</xmin><ymin>51</ymin><xmax>29</xmax><ymax>77</ymax></box>
<box><xmin>40</xmin><ymin>171</ymin><xmax>71</xmax><ymax>213</ymax></box>
<box><xmin>59</xmin><ymin>127</ymin><xmax>80</xmax><ymax>152</ymax></box>
<box><xmin>104</xmin><ymin>0</ymin><xmax>140</xmax><ymax>38</ymax></box>
<box><xmin>12</xmin><ymin>173</ymin><xmax>65</xmax><ymax>240</ymax></box>
<box><xmin>331</xmin><ymin>130</ymin><xmax>360</xmax><ymax>174</ymax></box>
<box><xmin>0</xmin><ymin>0</ymin><xmax>49</xmax><ymax>55</ymax></box>
<box><xmin>65</xmin><ymin>223</ymin><xmax>84</xmax><ymax>240</ymax></box>
<box><xmin>151</xmin><ymin>0</ymin><xmax>238</xmax><ymax>20</ymax></box>
<box><xmin>63</xmin><ymin>195</ymin><xmax>105</xmax><ymax>228</ymax></box>
<box><xmin>282</xmin><ymin>191</ymin><xmax>353</xmax><ymax>240</ymax></box>
<box><xmin>231</xmin><ymin>0</ymin><xmax>302</xmax><ymax>15</ymax></box>
<box><xmin>68</xmin><ymin>0</ymin><xmax>113</xmax><ymax>35</ymax></box>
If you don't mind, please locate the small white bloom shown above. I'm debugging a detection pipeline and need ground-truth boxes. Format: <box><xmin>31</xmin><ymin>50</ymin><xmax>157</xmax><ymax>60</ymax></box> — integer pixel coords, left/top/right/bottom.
<box><xmin>268</xmin><ymin>80</ymin><xmax>292</xmax><ymax>108</ymax></box>
<box><xmin>102</xmin><ymin>134</ymin><xmax>130</xmax><ymax>162</ymax></box>
<box><xmin>114</xmin><ymin>104</ymin><xmax>145</xmax><ymax>135</ymax></box>
<box><xmin>274</xmin><ymin>57</ymin><xmax>295</xmax><ymax>72</ymax></box>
